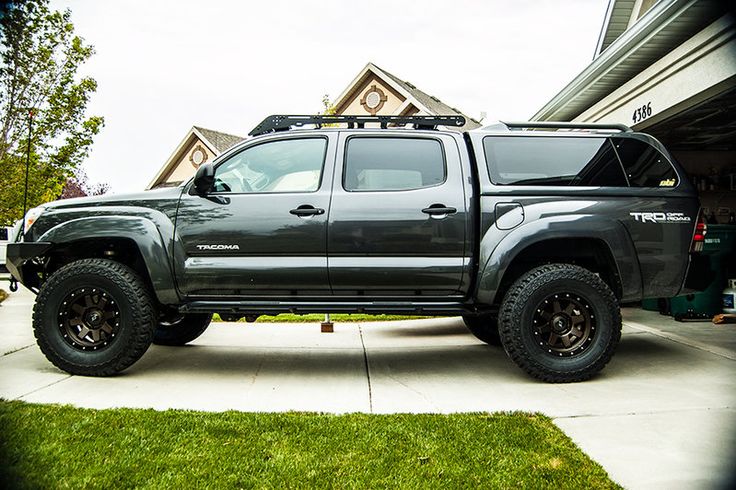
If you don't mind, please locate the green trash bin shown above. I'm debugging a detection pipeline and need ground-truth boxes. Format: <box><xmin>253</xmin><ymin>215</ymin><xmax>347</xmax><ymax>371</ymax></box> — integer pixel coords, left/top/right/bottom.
<box><xmin>641</xmin><ymin>298</ymin><xmax>660</xmax><ymax>312</ymax></box>
<box><xmin>669</xmin><ymin>224</ymin><xmax>736</xmax><ymax>319</ymax></box>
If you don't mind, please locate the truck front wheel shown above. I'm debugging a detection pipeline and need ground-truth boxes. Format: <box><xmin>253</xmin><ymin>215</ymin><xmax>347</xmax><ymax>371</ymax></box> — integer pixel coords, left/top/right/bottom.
<box><xmin>33</xmin><ymin>259</ymin><xmax>156</xmax><ymax>376</ymax></box>
<box><xmin>498</xmin><ymin>263</ymin><xmax>621</xmax><ymax>383</ymax></box>
<box><xmin>153</xmin><ymin>313</ymin><xmax>212</xmax><ymax>346</ymax></box>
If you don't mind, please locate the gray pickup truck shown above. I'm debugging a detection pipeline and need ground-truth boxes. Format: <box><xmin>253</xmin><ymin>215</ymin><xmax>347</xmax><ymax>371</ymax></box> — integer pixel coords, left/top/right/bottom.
<box><xmin>7</xmin><ymin>115</ymin><xmax>705</xmax><ymax>382</ymax></box>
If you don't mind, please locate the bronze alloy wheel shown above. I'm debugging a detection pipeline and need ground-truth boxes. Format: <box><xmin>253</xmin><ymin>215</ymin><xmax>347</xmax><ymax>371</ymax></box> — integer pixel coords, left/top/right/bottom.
<box><xmin>499</xmin><ymin>263</ymin><xmax>621</xmax><ymax>382</ymax></box>
<box><xmin>34</xmin><ymin>258</ymin><xmax>155</xmax><ymax>376</ymax></box>
<box><xmin>532</xmin><ymin>292</ymin><xmax>594</xmax><ymax>357</ymax></box>
<box><xmin>57</xmin><ymin>287</ymin><xmax>121</xmax><ymax>351</ymax></box>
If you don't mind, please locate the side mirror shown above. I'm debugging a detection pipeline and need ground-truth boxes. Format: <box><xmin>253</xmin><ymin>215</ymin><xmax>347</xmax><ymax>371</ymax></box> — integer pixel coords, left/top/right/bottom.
<box><xmin>193</xmin><ymin>163</ymin><xmax>215</xmax><ymax>196</ymax></box>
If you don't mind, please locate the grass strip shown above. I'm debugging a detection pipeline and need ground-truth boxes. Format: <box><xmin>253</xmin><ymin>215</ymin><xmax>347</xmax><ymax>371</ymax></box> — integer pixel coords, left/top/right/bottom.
<box><xmin>0</xmin><ymin>400</ymin><xmax>619</xmax><ymax>489</ymax></box>
<box><xmin>213</xmin><ymin>313</ymin><xmax>435</xmax><ymax>323</ymax></box>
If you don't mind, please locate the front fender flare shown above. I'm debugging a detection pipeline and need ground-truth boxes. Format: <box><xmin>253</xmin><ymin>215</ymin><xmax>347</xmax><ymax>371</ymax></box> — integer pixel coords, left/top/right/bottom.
<box><xmin>39</xmin><ymin>216</ymin><xmax>179</xmax><ymax>305</ymax></box>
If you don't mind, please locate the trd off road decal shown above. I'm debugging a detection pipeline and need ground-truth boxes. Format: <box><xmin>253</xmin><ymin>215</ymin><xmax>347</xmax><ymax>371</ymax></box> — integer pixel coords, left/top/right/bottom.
<box><xmin>629</xmin><ymin>212</ymin><xmax>691</xmax><ymax>224</ymax></box>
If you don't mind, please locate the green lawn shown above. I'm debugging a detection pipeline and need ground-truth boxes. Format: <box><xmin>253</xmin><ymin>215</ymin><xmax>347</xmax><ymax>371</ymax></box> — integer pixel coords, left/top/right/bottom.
<box><xmin>213</xmin><ymin>313</ymin><xmax>435</xmax><ymax>323</ymax></box>
<box><xmin>0</xmin><ymin>400</ymin><xmax>619</xmax><ymax>489</ymax></box>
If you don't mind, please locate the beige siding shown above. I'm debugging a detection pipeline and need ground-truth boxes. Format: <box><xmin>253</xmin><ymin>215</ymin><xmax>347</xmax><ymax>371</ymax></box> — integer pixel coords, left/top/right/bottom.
<box><xmin>163</xmin><ymin>138</ymin><xmax>217</xmax><ymax>185</ymax></box>
<box><xmin>338</xmin><ymin>76</ymin><xmax>406</xmax><ymax>115</ymax></box>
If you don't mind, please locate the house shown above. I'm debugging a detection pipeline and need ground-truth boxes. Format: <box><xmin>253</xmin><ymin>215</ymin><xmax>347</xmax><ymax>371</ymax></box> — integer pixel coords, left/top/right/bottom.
<box><xmin>147</xmin><ymin>62</ymin><xmax>480</xmax><ymax>189</ymax></box>
<box><xmin>147</xmin><ymin>126</ymin><xmax>246</xmax><ymax>189</ymax></box>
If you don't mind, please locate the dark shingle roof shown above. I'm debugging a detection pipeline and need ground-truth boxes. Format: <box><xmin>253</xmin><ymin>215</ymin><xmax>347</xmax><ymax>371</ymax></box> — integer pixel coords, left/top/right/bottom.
<box><xmin>194</xmin><ymin>126</ymin><xmax>246</xmax><ymax>153</ymax></box>
<box><xmin>373</xmin><ymin>64</ymin><xmax>481</xmax><ymax>130</ymax></box>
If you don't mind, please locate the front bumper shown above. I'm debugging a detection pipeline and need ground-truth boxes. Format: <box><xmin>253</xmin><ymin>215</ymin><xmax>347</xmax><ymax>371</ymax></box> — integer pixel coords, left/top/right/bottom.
<box><xmin>6</xmin><ymin>242</ymin><xmax>53</xmax><ymax>287</ymax></box>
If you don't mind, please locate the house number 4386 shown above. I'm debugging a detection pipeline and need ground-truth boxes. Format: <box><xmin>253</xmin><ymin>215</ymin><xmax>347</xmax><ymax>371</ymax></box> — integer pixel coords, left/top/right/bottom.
<box><xmin>632</xmin><ymin>102</ymin><xmax>652</xmax><ymax>124</ymax></box>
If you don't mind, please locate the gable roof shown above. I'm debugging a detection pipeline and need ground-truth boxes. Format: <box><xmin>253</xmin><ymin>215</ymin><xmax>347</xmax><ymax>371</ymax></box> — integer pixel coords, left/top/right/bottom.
<box><xmin>147</xmin><ymin>125</ymin><xmax>246</xmax><ymax>189</ymax></box>
<box><xmin>533</xmin><ymin>0</ymin><xmax>727</xmax><ymax>122</ymax></box>
<box><xmin>193</xmin><ymin>126</ymin><xmax>245</xmax><ymax>153</ymax></box>
<box><xmin>334</xmin><ymin>62</ymin><xmax>481</xmax><ymax>130</ymax></box>
<box><xmin>595</xmin><ymin>0</ymin><xmax>637</xmax><ymax>57</ymax></box>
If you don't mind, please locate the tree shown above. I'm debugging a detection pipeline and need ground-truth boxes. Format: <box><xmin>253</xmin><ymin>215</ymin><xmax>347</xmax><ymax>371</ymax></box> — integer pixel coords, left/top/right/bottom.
<box><xmin>318</xmin><ymin>94</ymin><xmax>339</xmax><ymax>127</ymax></box>
<box><xmin>320</xmin><ymin>94</ymin><xmax>337</xmax><ymax>116</ymax></box>
<box><xmin>60</xmin><ymin>167</ymin><xmax>109</xmax><ymax>199</ymax></box>
<box><xmin>0</xmin><ymin>0</ymin><xmax>103</xmax><ymax>225</ymax></box>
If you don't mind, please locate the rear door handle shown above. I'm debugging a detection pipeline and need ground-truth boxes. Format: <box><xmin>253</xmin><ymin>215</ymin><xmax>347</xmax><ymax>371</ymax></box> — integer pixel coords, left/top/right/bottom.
<box><xmin>422</xmin><ymin>204</ymin><xmax>457</xmax><ymax>216</ymax></box>
<box><xmin>290</xmin><ymin>205</ymin><xmax>325</xmax><ymax>217</ymax></box>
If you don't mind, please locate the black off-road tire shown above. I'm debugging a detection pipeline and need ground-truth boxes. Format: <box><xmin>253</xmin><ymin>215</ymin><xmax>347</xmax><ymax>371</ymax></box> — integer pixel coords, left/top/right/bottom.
<box><xmin>33</xmin><ymin>259</ymin><xmax>156</xmax><ymax>376</ymax></box>
<box><xmin>498</xmin><ymin>263</ymin><xmax>621</xmax><ymax>383</ymax></box>
<box><xmin>462</xmin><ymin>315</ymin><xmax>501</xmax><ymax>346</ymax></box>
<box><xmin>153</xmin><ymin>313</ymin><xmax>212</xmax><ymax>346</ymax></box>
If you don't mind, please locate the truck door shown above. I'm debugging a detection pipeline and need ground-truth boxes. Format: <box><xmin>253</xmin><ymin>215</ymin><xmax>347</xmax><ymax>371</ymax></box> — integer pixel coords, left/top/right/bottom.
<box><xmin>174</xmin><ymin>134</ymin><xmax>336</xmax><ymax>297</ymax></box>
<box><xmin>327</xmin><ymin>132</ymin><xmax>470</xmax><ymax>297</ymax></box>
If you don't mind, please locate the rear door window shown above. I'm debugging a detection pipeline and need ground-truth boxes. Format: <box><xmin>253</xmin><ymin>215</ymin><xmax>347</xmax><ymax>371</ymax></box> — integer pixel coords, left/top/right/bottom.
<box><xmin>344</xmin><ymin>137</ymin><xmax>445</xmax><ymax>191</ymax></box>
<box><xmin>483</xmin><ymin>136</ymin><xmax>628</xmax><ymax>186</ymax></box>
<box><xmin>611</xmin><ymin>137</ymin><xmax>678</xmax><ymax>187</ymax></box>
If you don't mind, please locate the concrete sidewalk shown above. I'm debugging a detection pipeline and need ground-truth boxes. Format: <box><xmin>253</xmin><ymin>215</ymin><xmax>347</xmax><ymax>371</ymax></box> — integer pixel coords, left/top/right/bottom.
<box><xmin>1</xmin><ymin>284</ymin><xmax>734</xmax><ymax>489</ymax></box>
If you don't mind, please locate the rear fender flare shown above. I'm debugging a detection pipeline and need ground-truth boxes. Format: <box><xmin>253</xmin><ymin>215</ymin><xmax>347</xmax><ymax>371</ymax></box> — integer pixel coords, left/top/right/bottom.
<box><xmin>476</xmin><ymin>215</ymin><xmax>642</xmax><ymax>305</ymax></box>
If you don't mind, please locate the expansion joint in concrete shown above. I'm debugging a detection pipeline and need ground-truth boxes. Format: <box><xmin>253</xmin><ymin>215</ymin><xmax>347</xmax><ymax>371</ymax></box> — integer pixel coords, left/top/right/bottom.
<box><xmin>358</xmin><ymin>324</ymin><xmax>373</xmax><ymax>413</ymax></box>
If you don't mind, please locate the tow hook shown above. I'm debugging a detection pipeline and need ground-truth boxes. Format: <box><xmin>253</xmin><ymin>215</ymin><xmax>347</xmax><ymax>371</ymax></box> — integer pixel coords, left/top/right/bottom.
<box><xmin>9</xmin><ymin>277</ymin><xmax>19</xmax><ymax>292</ymax></box>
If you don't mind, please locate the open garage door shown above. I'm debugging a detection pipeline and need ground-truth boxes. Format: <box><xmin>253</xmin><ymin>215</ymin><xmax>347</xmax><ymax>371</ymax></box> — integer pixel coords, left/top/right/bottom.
<box><xmin>646</xmin><ymin>85</ymin><xmax>736</xmax><ymax>224</ymax></box>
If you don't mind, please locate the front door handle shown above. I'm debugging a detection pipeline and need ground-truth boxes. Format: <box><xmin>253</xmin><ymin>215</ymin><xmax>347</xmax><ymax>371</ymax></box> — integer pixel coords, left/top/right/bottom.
<box><xmin>290</xmin><ymin>205</ymin><xmax>325</xmax><ymax>217</ymax></box>
<box><xmin>422</xmin><ymin>204</ymin><xmax>457</xmax><ymax>216</ymax></box>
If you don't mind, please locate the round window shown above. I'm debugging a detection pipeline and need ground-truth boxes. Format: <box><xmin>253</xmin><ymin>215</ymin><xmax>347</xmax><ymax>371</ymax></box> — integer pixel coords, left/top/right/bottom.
<box><xmin>365</xmin><ymin>91</ymin><xmax>381</xmax><ymax>109</ymax></box>
<box><xmin>189</xmin><ymin>145</ymin><xmax>208</xmax><ymax>168</ymax></box>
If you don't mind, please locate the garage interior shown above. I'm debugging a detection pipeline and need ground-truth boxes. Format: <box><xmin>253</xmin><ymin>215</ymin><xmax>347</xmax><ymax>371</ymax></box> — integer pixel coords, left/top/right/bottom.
<box><xmin>646</xmin><ymin>83</ymin><xmax>736</xmax><ymax>318</ymax></box>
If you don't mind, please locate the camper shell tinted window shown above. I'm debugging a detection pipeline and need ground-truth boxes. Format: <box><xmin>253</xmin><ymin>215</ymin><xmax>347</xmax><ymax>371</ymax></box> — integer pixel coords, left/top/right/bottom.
<box><xmin>483</xmin><ymin>136</ymin><xmax>628</xmax><ymax>186</ymax></box>
<box><xmin>612</xmin><ymin>137</ymin><xmax>678</xmax><ymax>187</ymax></box>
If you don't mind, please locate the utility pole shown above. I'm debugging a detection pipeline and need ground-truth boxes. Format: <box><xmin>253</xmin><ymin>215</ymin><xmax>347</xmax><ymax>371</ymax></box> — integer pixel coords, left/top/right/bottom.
<box><xmin>20</xmin><ymin>109</ymin><xmax>34</xmax><ymax>236</ymax></box>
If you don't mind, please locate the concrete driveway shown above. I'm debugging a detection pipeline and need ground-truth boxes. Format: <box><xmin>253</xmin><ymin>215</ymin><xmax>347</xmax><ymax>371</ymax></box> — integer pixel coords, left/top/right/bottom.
<box><xmin>1</xmin><ymin>284</ymin><xmax>734</xmax><ymax>489</ymax></box>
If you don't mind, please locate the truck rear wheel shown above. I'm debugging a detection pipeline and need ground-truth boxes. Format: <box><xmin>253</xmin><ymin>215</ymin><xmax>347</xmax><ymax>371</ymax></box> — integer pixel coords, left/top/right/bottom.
<box><xmin>462</xmin><ymin>315</ymin><xmax>501</xmax><ymax>346</ymax></box>
<box><xmin>153</xmin><ymin>313</ymin><xmax>212</xmax><ymax>346</ymax></box>
<box><xmin>33</xmin><ymin>259</ymin><xmax>156</xmax><ymax>376</ymax></box>
<box><xmin>498</xmin><ymin>263</ymin><xmax>621</xmax><ymax>383</ymax></box>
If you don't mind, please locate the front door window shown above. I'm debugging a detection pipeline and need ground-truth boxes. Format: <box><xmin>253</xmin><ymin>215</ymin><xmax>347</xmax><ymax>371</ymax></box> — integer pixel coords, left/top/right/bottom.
<box><xmin>214</xmin><ymin>138</ymin><xmax>327</xmax><ymax>194</ymax></box>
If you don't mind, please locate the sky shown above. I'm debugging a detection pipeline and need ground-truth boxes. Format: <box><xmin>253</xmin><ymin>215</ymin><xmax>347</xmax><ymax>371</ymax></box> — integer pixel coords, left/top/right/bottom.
<box><xmin>51</xmin><ymin>0</ymin><xmax>610</xmax><ymax>193</ymax></box>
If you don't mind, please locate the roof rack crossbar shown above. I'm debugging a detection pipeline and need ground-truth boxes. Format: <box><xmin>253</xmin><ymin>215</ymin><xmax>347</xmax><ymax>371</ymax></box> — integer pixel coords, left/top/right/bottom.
<box><xmin>249</xmin><ymin>114</ymin><xmax>466</xmax><ymax>137</ymax></box>
<box><xmin>501</xmin><ymin>121</ymin><xmax>633</xmax><ymax>132</ymax></box>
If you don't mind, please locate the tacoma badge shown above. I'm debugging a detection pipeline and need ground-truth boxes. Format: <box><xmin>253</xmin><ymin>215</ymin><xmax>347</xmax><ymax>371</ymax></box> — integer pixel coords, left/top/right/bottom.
<box><xmin>196</xmin><ymin>244</ymin><xmax>240</xmax><ymax>250</ymax></box>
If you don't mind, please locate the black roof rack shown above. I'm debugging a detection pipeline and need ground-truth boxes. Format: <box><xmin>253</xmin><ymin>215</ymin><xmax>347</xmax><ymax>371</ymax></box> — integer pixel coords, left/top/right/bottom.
<box><xmin>249</xmin><ymin>114</ymin><xmax>466</xmax><ymax>137</ymax></box>
<box><xmin>501</xmin><ymin>121</ymin><xmax>633</xmax><ymax>132</ymax></box>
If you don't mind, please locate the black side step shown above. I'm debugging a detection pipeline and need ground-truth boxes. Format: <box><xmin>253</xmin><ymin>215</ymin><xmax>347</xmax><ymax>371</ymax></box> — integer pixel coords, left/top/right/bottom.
<box><xmin>180</xmin><ymin>301</ymin><xmax>473</xmax><ymax>316</ymax></box>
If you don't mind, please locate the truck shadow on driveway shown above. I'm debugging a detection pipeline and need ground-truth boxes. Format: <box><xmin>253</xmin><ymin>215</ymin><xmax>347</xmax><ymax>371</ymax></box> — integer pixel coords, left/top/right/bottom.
<box><xmin>132</xmin><ymin>325</ymin><xmax>701</xmax><ymax>386</ymax></box>
<box><xmin>13</xmin><ymin>320</ymin><xmax>729</xmax><ymax>415</ymax></box>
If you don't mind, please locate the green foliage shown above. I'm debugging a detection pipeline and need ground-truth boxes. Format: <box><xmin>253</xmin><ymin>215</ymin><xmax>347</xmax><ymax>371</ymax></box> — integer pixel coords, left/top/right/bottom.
<box><xmin>0</xmin><ymin>0</ymin><xmax>103</xmax><ymax>225</ymax></box>
<box><xmin>213</xmin><ymin>312</ymin><xmax>434</xmax><ymax>323</ymax></box>
<box><xmin>318</xmin><ymin>93</ymin><xmax>340</xmax><ymax>128</ymax></box>
<box><xmin>60</xmin><ymin>167</ymin><xmax>109</xmax><ymax>198</ymax></box>
<box><xmin>320</xmin><ymin>93</ymin><xmax>337</xmax><ymax>115</ymax></box>
<box><xmin>0</xmin><ymin>400</ymin><xmax>620</xmax><ymax>489</ymax></box>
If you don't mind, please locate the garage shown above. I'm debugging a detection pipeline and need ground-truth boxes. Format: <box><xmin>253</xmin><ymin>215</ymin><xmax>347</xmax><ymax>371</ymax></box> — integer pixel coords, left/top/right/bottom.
<box><xmin>533</xmin><ymin>0</ymin><xmax>736</xmax><ymax>319</ymax></box>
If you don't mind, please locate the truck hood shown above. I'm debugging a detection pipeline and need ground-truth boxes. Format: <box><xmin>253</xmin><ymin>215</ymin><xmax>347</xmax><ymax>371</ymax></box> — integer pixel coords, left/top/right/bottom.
<box><xmin>42</xmin><ymin>186</ymin><xmax>184</xmax><ymax>210</ymax></box>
